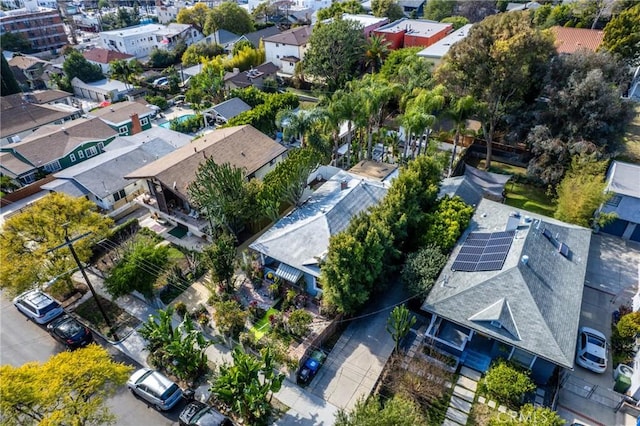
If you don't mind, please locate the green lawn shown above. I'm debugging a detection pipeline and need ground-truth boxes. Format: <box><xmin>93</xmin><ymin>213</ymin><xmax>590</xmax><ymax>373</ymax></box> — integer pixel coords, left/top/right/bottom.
<box><xmin>249</xmin><ymin>307</ymin><xmax>279</xmax><ymax>341</ymax></box>
<box><xmin>504</xmin><ymin>182</ymin><xmax>556</xmax><ymax>217</ymax></box>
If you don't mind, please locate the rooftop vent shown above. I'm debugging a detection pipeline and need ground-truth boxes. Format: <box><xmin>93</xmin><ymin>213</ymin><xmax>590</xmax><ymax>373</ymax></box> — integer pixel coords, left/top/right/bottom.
<box><xmin>521</xmin><ymin>255</ymin><xmax>529</xmax><ymax>265</ymax></box>
<box><xmin>340</xmin><ymin>179</ymin><xmax>348</xmax><ymax>190</ymax></box>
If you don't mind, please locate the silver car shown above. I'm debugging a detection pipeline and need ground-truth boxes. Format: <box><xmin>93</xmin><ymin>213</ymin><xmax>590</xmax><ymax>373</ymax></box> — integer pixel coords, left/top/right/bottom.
<box><xmin>13</xmin><ymin>289</ymin><xmax>64</xmax><ymax>324</ymax></box>
<box><xmin>127</xmin><ymin>368</ymin><xmax>183</xmax><ymax>411</ymax></box>
<box><xmin>576</xmin><ymin>327</ymin><xmax>608</xmax><ymax>374</ymax></box>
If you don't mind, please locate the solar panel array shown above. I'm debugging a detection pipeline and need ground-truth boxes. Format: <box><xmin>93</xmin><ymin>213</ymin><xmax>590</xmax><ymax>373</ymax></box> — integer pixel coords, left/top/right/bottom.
<box><xmin>451</xmin><ymin>231</ymin><xmax>516</xmax><ymax>272</ymax></box>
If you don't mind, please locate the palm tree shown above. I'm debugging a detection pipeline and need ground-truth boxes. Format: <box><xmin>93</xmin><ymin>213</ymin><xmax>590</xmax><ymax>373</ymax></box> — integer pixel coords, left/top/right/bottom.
<box><xmin>364</xmin><ymin>34</ymin><xmax>391</xmax><ymax>73</ymax></box>
<box><xmin>109</xmin><ymin>59</ymin><xmax>141</xmax><ymax>90</ymax></box>
<box><xmin>356</xmin><ymin>75</ymin><xmax>400</xmax><ymax>160</ymax></box>
<box><xmin>445</xmin><ymin>94</ymin><xmax>477</xmax><ymax>176</ymax></box>
<box><xmin>405</xmin><ymin>86</ymin><xmax>446</xmax><ymax>157</ymax></box>
<box><xmin>275</xmin><ymin>108</ymin><xmax>323</xmax><ymax>148</ymax></box>
<box><xmin>327</xmin><ymin>90</ymin><xmax>359</xmax><ymax>167</ymax></box>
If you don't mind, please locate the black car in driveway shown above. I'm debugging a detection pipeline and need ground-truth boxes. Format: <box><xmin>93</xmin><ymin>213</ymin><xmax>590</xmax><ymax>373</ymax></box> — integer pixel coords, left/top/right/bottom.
<box><xmin>179</xmin><ymin>401</ymin><xmax>233</xmax><ymax>426</ymax></box>
<box><xmin>46</xmin><ymin>315</ymin><xmax>93</xmax><ymax>349</ymax></box>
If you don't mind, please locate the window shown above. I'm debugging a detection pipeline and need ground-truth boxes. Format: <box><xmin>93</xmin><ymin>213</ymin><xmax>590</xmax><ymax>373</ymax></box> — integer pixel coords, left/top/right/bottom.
<box><xmin>70</xmin><ymin>153</ymin><xmax>76</xmax><ymax>162</ymax></box>
<box><xmin>43</xmin><ymin>160</ymin><xmax>61</xmax><ymax>172</ymax></box>
<box><xmin>78</xmin><ymin>150</ymin><xmax>85</xmax><ymax>159</ymax></box>
<box><xmin>113</xmin><ymin>189</ymin><xmax>126</xmax><ymax>201</ymax></box>
<box><xmin>140</xmin><ymin>117</ymin><xmax>149</xmax><ymax>126</ymax></box>
<box><xmin>510</xmin><ymin>347</ymin><xmax>535</xmax><ymax>368</ymax></box>
<box><xmin>119</xmin><ymin>126</ymin><xmax>128</xmax><ymax>135</ymax></box>
<box><xmin>269</xmin><ymin>158</ymin><xmax>277</xmax><ymax>166</ymax></box>
<box><xmin>85</xmin><ymin>146</ymin><xmax>98</xmax><ymax>157</ymax></box>
<box><xmin>97</xmin><ymin>142</ymin><xmax>104</xmax><ymax>151</ymax></box>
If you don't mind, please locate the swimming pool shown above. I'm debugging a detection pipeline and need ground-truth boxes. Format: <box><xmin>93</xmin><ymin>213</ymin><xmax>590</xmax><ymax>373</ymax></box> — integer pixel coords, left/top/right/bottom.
<box><xmin>159</xmin><ymin>114</ymin><xmax>196</xmax><ymax>129</ymax></box>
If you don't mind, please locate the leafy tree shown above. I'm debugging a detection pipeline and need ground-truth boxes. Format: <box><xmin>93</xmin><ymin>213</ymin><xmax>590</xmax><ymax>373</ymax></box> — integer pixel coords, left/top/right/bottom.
<box><xmin>436</xmin><ymin>11</ymin><xmax>556</xmax><ymax>168</ymax></box>
<box><xmin>335</xmin><ymin>395</ymin><xmax>427</xmax><ymax>426</ymax></box>
<box><xmin>1</xmin><ymin>55</ymin><xmax>21</xmax><ymax>96</ymax></box>
<box><xmin>63</xmin><ymin>49</ymin><xmax>104</xmax><ymax>83</ymax></box>
<box><xmin>145</xmin><ymin>94</ymin><xmax>168</xmax><ymax>110</ymax></box>
<box><xmin>287</xmin><ymin>309</ymin><xmax>313</xmax><ymax>336</ymax></box>
<box><xmin>402</xmin><ymin>245</ymin><xmax>447</xmax><ymax>298</ymax></box>
<box><xmin>276</xmin><ymin>108</ymin><xmax>324</xmax><ymax>148</ymax></box>
<box><xmin>0</xmin><ymin>345</ymin><xmax>131</xmax><ymax>425</ymax></box>
<box><xmin>177</xmin><ymin>3</ymin><xmax>210</xmax><ymax>32</ymax></box>
<box><xmin>225</xmin><ymin>91</ymin><xmax>299</xmax><ymax>135</ymax></box>
<box><xmin>617</xmin><ymin>312</ymin><xmax>640</xmax><ymax>339</ymax></box>
<box><xmin>109</xmin><ymin>58</ymin><xmax>142</xmax><ymax>87</ymax></box>
<box><xmin>317</xmin><ymin>0</ymin><xmax>364</xmax><ymax>20</ymax></box>
<box><xmin>213</xmin><ymin>299</ymin><xmax>248</xmax><ymax>338</ymax></box>
<box><xmin>210</xmin><ymin>347</ymin><xmax>285</xmax><ymax>426</ymax></box>
<box><xmin>104</xmin><ymin>239</ymin><xmax>170</xmax><ymax>298</ymax></box>
<box><xmin>205</xmin><ymin>2</ymin><xmax>255</xmax><ymax>36</ymax></box>
<box><xmin>2</xmin><ymin>33</ymin><xmax>32</xmax><ymax>52</ymax></box>
<box><xmin>182</xmin><ymin>42</ymin><xmax>224</xmax><ymax>66</ymax></box>
<box><xmin>440</xmin><ymin>15</ymin><xmax>469</xmax><ymax>30</ymax></box>
<box><xmin>444</xmin><ymin>94</ymin><xmax>477</xmax><ymax>176</ymax></box>
<box><xmin>0</xmin><ymin>193</ymin><xmax>112</xmax><ymax>296</ymax></box>
<box><xmin>233</xmin><ymin>39</ymin><xmax>253</xmax><ymax>55</ymax></box>
<box><xmin>0</xmin><ymin>175</ymin><xmax>19</xmax><ymax>195</ymax></box>
<box><xmin>203</xmin><ymin>232</ymin><xmax>237</xmax><ymax>293</ymax></box>
<box><xmin>304</xmin><ymin>19</ymin><xmax>366</xmax><ymax>91</ymax></box>
<box><xmin>327</xmin><ymin>89</ymin><xmax>360</xmax><ymax>167</ymax></box>
<box><xmin>525</xmin><ymin>125</ymin><xmax>572</xmax><ymax>186</ymax></box>
<box><xmin>148</xmin><ymin>48</ymin><xmax>178</xmax><ymax>68</ymax></box>
<box><xmin>602</xmin><ymin>3</ymin><xmax>640</xmax><ymax>65</ymax></box>
<box><xmin>455</xmin><ymin>0</ymin><xmax>497</xmax><ymax>23</ymax></box>
<box><xmin>488</xmin><ymin>404</ymin><xmax>565</xmax><ymax>426</ymax></box>
<box><xmin>483</xmin><ymin>361</ymin><xmax>536</xmax><ymax>408</ymax></box>
<box><xmin>423</xmin><ymin>0</ymin><xmax>455</xmax><ymax>21</ymax></box>
<box><xmin>386</xmin><ymin>305</ymin><xmax>416</xmax><ymax>352</ymax></box>
<box><xmin>371</xmin><ymin>0</ymin><xmax>404</xmax><ymax>21</ymax></box>
<box><xmin>252</xmin><ymin>1</ymin><xmax>278</xmax><ymax>22</ymax></box>
<box><xmin>554</xmin><ymin>156</ymin><xmax>615</xmax><ymax>227</ymax></box>
<box><xmin>185</xmin><ymin>58</ymin><xmax>225</xmax><ymax>107</ymax></box>
<box><xmin>188</xmin><ymin>160</ymin><xmax>252</xmax><ymax>236</ymax></box>
<box><xmin>364</xmin><ymin>34</ymin><xmax>391</xmax><ymax>73</ymax></box>
<box><xmin>423</xmin><ymin>195</ymin><xmax>473</xmax><ymax>252</ymax></box>
<box><xmin>139</xmin><ymin>307</ymin><xmax>211</xmax><ymax>382</ymax></box>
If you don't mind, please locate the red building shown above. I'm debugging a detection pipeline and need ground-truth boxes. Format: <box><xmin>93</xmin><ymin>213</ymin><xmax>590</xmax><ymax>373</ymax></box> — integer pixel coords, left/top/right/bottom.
<box><xmin>0</xmin><ymin>1</ymin><xmax>68</xmax><ymax>53</ymax></box>
<box><xmin>373</xmin><ymin>18</ymin><xmax>452</xmax><ymax>50</ymax></box>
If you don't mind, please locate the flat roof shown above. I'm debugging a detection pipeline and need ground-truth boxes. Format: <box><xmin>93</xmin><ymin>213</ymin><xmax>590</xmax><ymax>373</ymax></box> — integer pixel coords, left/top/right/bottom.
<box><xmin>100</xmin><ymin>24</ymin><xmax>164</xmax><ymax>37</ymax></box>
<box><xmin>376</xmin><ymin>18</ymin><xmax>452</xmax><ymax>37</ymax></box>
<box><xmin>417</xmin><ymin>24</ymin><xmax>473</xmax><ymax>58</ymax></box>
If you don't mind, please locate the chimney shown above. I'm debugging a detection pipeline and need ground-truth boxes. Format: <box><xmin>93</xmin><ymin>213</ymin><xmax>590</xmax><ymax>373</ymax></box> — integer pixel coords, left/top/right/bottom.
<box><xmin>233</xmin><ymin>67</ymin><xmax>240</xmax><ymax>75</ymax></box>
<box><xmin>130</xmin><ymin>113</ymin><xmax>142</xmax><ymax>135</ymax></box>
<box><xmin>340</xmin><ymin>179</ymin><xmax>348</xmax><ymax>190</ymax></box>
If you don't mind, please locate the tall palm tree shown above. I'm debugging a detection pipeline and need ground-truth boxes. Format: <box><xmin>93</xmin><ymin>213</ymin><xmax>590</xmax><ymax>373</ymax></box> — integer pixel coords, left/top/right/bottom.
<box><xmin>445</xmin><ymin>94</ymin><xmax>477</xmax><ymax>176</ymax></box>
<box><xmin>275</xmin><ymin>108</ymin><xmax>323</xmax><ymax>148</ymax></box>
<box><xmin>109</xmin><ymin>59</ymin><xmax>141</xmax><ymax>90</ymax></box>
<box><xmin>364</xmin><ymin>34</ymin><xmax>391</xmax><ymax>73</ymax></box>
<box><xmin>356</xmin><ymin>75</ymin><xmax>400</xmax><ymax>160</ymax></box>
<box><xmin>405</xmin><ymin>85</ymin><xmax>446</xmax><ymax>156</ymax></box>
<box><xmin>327</xmin><ymin>89</ymin><xmax>360</xmax><ymax>167</ymax></box>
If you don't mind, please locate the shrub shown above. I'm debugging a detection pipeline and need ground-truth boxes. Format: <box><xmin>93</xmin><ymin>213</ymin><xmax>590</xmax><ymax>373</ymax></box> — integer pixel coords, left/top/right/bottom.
<box><xmin>287</xmin><ymin>309</ymin><xmax>313</xmax><ymax>337</ymax></box>
<box><xmin>483</xmin><ymin>361</ymin><xmax>535</xmax><ymax>408</ymax></box>
<box><xmin>174</xmin><ymin>301</ymin><xmax>187</xmax><ymax>317</ymax></box>
<box><xmin>145</xmin><ymin>95</ymin><xmax>168</xmax><ymax>110</ymax></box>
<box><xmin>617</xmin><ymin>312</ymin><xmax>640</xmax><ymax>339</ymax></box>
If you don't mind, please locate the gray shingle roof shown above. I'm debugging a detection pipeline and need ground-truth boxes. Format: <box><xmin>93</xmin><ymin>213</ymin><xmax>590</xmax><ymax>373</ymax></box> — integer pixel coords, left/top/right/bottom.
<box><xmin>250</xmin><ymin>171</ymin><xmax>388</xmax><ymax>278</ymax></box>
<box><xmin>243</xmin><ymin>26</ymin><xmax>281</xmax><ymax>47</ymax></box>
<box><xmin>422</xmin><ymin>199</ymin><xmax>591</xmax><ymax>369</ymax></box>
<box><xmin>210</xmin><ymin>98</ymin><xmax>252</xmax><ymax>121</ymax></box>
<box><xmin>600</xmin><ymin>161</ymin><xmax>640</xmax><ymax>223</ymax></box>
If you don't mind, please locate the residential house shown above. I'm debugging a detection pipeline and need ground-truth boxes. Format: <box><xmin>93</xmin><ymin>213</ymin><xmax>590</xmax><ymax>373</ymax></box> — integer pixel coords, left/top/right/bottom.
<box><xmin>223</xmin><ymin>63</ymin><xmax>279</xmax><ymax>91</ymax></box>
<box><xmin>125</xmin><ymin>125</ymin><xmax>287</xmax><ymax>237</ymax></box>
<box><xmin>3</xmin><ymin>89</ymin><xmax>74</xmax><ymax>107</ymax></box>
<box><xmin>598</xmin><ymin>161</ymin><xmax>640</xmax><ymax>242</ymax></box>
<box><xmin>263</xmin><ymin>25</ymin><xmax>312</xmax><ymax>75</ymax></box>
<box><xmin>341</xmin><ymin>14</ymin><xmax>389</xmax><ymax>37</ymax></box>
<box><xmin>0</xmin><ymin>0</ymin><xmax>68</xmax><ymax>53</ymax></box>
<box><xmin>417</xmin><ymin>24</ymin><xmax>473</xmax><ymax>66</ymax></box>
<box><xmin>153</xmin><ymin>23</ymin><xmax>204</xmax><ymax>50</ymax></box>
<box><xmin>205</xmin><ymin>97</ymin><xmax>252</xmax><ymax>124</ymax></box>
<box><xmin>0</xmin><ymin>95</ymin><xmax>82</xmax><ymax>146</ymax></box>
<box><xmin>156</xmin><ymin>3</ymin><xmax>182</xmax><ymax>24</ymax></box>
<box><xmin>71</xmin><ymin>77</ymin><xmax>131</xmax><ymax>102</ymax></box>
<box><xmin>438</xmin><ymin>164</ymin><xmax>512</xmax><ymax>206</ymax></box>
<box><xmin>506</xmin><ymin>1</ymin><xmax>541</xmax><ymax>11</ymax></box>
<box><xmin>87</xmin><ymin>101</ymin><xmax>154</xmax><ymax>136</ymax></box>
<box><xmin>0</xmin><ymin>117</ymin><xmax>117</xmax><ymax>185</ymax></box>
<box><xmin>250</xmin><ymin>169</ymin><xmax>390</xmax><ymax>295</ymax></box>
<box><xmin>550</xmin><ymin>26</ymin><xmax>604</xmax><ymax>55</ymax></box>
<box><xmin>83</xmin><ymin>47</ymin><xmax>135</xmax><ymax>73</ymax></box>
<box><xmin>397</xmin><ymin>0</ymin><xmax>426</xmax><ymax>18</ymax></box>
<box><xmin>41</xmin><ymin>127</ymin><xmax>192</xmax><ymax>216</ymax></box>
<box><xmin>421</xmin><ymin>198</ymin><xmax>591</xmax><ymax>384</ymax></box>
<box><xmin>7</xmin><ymin>54</ymin><xmax>53</xmax><ymax>90</ymax></box>
<box><xmin>242</xmin><ymin>26</ymin><xmax>282</xmax><ymax>48</ymax></box>
<box><xmin>201</xmin><ymin>29</ymin><xmax>242</xmax><ymax>53</ymax></box>
<box><xmin>373</xmin><ymin>18</ymin><xmax>453</xmax><ymax>50</ymax></box>
<box><xmin>99</xmin><ymin>24</ymin><xmax>167</xmax><ymax>59</ymax></box>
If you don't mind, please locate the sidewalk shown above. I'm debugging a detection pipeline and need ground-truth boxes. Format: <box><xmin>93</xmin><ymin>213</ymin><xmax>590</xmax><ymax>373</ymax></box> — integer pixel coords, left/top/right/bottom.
<box><xmin>73</xmin><ymin>268</ymin><xmax>339</xmax><ymax>425</ymax></box>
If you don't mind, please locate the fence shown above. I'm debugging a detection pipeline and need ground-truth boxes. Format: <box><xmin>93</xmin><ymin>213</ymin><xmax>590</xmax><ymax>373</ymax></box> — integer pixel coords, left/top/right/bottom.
<box><xmin>560</xmin><ymin>371</ymin><xmax>624</xmax><ymax>409</ymax></box>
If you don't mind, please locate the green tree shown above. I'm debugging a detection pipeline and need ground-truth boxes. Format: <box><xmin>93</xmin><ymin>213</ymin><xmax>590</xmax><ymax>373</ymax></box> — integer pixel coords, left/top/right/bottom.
<box><xmin>602</xmin><ymin>3</ymin><xmax>640</xmax><ymax>65</ymax></box>
<box><xmin>441</xmin><ymin>15</ymin><xmax>469</xmax><ymax>30</ymax></box>
<box><xmin>205</xmin><ymin>2</ymin><xmax>255</xmax><ymax>36</ymax></box>
<box><xmin>1</xmin><ymin>55</ymin><xmax>21</xmax><ymax>96</ymax></box>
<box><xmin>145</xmin><ymin>94</ymin><xmax>168</xmax><ymax>110</ymax></box>
<box><xmin>335</xmin><ymin>395</ymin><xmax>427</xmax><ymax>426</ymax></box>
<box><xmin>276</xmin><ymin>107</ymin><xmax>324</xmax><ymax>148</ymax></box>
<box><xmin>225</xmin><ymin>91</ymin><xmax>299</xmax><ymax>135</ymax></box>
<box><xmin>109</xmin><ymin>58</ymin><xmax>142</xmax><ymax>87</ymax></box>
<box><xmin>104</xmin><ymin>239</ymin><xmax>170</xmax><ymax>298</ymax></box>
<box><xmin>185</xmin><ymin>58</ymin><xmax>225</xmax><ymax>107</ymax></box>
<box><xmin>0</xmin><ymin>345</ymin><xmax>131</xmax><ymax>425</ymax></box>
<box><xmin>554</xmin><ymin>156</ymin><xmax>615</xmax><ymax>227</ymax></box>
<box><xmin>0</xmin><ymin>193</ymin><xmax>112</xmax><ymax>296</ymax></box>
<box><xmin>287</xmin><ymin>309</ymin><xmax>313</xmax><ymax>336</ymax></box>
<box><xmin>1</xmin><ymin>32</ymin><xmax>32</xmax><ymax>52</ymax></box>
<box><xmin>139</xmin><ymin>307</ymin><xmax>211</xmax><ymax>382</ymax></box>
<box><xmin>488</xmin><ymin>404</ymin><xmax>565</xmax><ymax>426</ymax></box>
<box><xmin>252</xmin><ymin>2</ymin><xmax>278</xmax><ymax>22</ymax></box>
<box><xmin>386</xmin><ymin>305</ymin><xmax>416</xmax><ymax>352</ymax></box>
<box><xmin>304</xmin><ymin>19</ymin><xmax>366</xmax><ymax>91</ymax></box>
<box><xmin>423</xmin><ymin>0</ymin><xmax>455</xmax><ymax>21</ymax></box>
<box><xmin>364</xmin><ymin>34</ymin><xmax>391</xmax><ymax>73</ymax></box>
<box><xmin>203</xmin><ymin>232</ymin><xmax>237</xmax><ymax>293</ymax></box>
<box><xmin>484</xmin><ymin>361</ymin><xmax>536</xmax><ymax>408</ymax></box>
<box><xmin>423</xmin><ymin>195</ymin><xmax>473</xmax><ymax>251</ymax></box>
<box><xmin>176</xmin><ymin>3</ymin><xmax>210</xmax><ymax>32</ymax></box>
<box><xmin>617</xmin><ymin>312</ymin><xmax>640</xmax><ymax>339</ymax></box>
<box><xmin>210</xmin><ymin>347</ymin><xmax>285</xmax><ymax>426</ymax></box>
<box><xmin>232</xmin><ymin>39</ymin><xmax>253</xmax><ymax>55</ymax></box>
<box><xmin>317</xmin><ymin>0</ymin><xmax>364</xmax><ymax>20</ymax></box>
<box><xmin>328</xmin><ymin>89</ymin><xmax>360</xmax><ymax>167</ymax></box>
<box><xmin>436</xmin><ymin>11</ymin><xmax>556</xmax><ymax>168</ymax></box>
<box><xmin>444</xmin><ymin>94</ymin><xmax>476</xmax><ymax>176</ymax></box>
<box><xmin>213</xmin><ymin>299</ymin><xmax>248</xmax><ymax>338</ymax></box>
<box><xmin>401</xmin><ymin>245</ymin><xmax>447</xmax><ymax>298</ymax></box>
<box><xmin>371</xmin><ymin>0</ymin><xmax>404</xmax><ymax>21</ymax></box>
<box><xmin>182</xmin><ymin>43</ymin><xmax>224</xmax><ymax>67</ymax></box>
<box><xmin>63</xmin><ymin>49</ymin><xmax>104</xmax><ymax>83</ymax></box>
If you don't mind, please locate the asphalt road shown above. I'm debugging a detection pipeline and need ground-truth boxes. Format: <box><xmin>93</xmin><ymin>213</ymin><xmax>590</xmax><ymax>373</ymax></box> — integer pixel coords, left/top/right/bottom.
<box><xmin>0</xmin><ymin>295</ymin><xmax>181</xmax><ymax>425</ymax></box>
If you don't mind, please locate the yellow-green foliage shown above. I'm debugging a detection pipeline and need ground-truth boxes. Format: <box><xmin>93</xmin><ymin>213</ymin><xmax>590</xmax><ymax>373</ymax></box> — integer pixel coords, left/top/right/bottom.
<box><xmin>617</xmin><ymin>312</ymin><xmax>640</xmax><ymax>339</ymax></box>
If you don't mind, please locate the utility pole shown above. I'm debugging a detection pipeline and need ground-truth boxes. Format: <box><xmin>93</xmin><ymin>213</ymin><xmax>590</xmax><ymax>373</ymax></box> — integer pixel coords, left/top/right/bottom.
<box><xmin>48</xmin><ymin>224</ymin><xmax>118</xmax><ymax>341</ymax></box>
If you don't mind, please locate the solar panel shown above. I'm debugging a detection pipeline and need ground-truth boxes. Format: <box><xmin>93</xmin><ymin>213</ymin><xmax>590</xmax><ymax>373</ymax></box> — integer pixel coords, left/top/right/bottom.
<box><xmin>451</xmin><ymin>230</ymin><xmax>515</xmax><ymax>272</ymax></box>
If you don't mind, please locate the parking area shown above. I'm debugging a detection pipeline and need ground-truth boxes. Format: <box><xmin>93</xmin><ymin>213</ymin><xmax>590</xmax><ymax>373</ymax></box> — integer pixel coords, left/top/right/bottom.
<box><xmin>558</xmin><ymin>233</ymin><xmax>640</xmax><ymax>426</ymax></box>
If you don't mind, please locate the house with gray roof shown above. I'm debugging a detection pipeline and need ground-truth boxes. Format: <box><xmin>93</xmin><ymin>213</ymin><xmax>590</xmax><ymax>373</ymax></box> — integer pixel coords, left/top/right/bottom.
<box><xmin>223</xmin><ymin>62</ymin><xmax>279</xmax><ymax>91</ymax></box>
<box><xmin>263</xmin><ymin>25</ymin><xmax>311</xmax><ymax>75</ymax></box>
<box><xmin>438</xmin><ymin>164</ymin><xmax>511</xmax><ymax>206</ymax></box>
<box><xmin>206</xmin><ymin>97</ymin><xmax>252</xmax><ymax>123</ymax></box>
<box><xmin>598</xmin><ymin>161</ymin><xmax>640</xmax><ymax>242</ymax></box>
<box><xmin>249</xmin><ymin>170</ymin><xmax>388</xmax><ymax>295</ymax></box>
<box><xmin>71</xmin><ymin>77</ymin><xmax>131</xmax><ymax>102</ymax></box>
<box><xmin>242</xmin><ymin>26</ymin><xmax>282</xmax><ymax>48</ymax></box>
<box><xmin>41</xmin><ymin>127</ymin><xmax>192</xmax><ymax>216</ymax></box>
<box><xmin>421</xmin><ymin>199</ymin><xmax>591</xmax><ymax>384</ymax></box>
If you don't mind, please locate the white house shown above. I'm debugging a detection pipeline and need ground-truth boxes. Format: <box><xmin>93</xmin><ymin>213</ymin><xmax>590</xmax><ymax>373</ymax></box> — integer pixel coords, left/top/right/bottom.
<box><xmin>100</xmin><ymin>24</ymin><xmax>166</xmax><ymax>59</ymax></box>
<box><xmin>263</xmin><ymin>25</ymin><xmax>312</xmax><ymax>75</ymax></box>
<box><xmin>71</xmin><ymin>77</ymin><xmax>130</xmax><ymax>102</ymax></box>
<box><xmin>417</xmin><ymin>23</ymin><xmax>473</xmax><ymax>66</ymax></box>
<box><xmin>153</xmin><ymin>23</ymin><xmax>204</xmax><ymax>51</ymax></box>
<box><xmin>338</xmin><ymin>14</ymin><xmax>389</xmax><ymax>37</ymax></box>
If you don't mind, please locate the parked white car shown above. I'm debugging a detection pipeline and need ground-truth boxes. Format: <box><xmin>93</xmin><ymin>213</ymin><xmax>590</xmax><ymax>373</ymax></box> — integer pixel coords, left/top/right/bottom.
<box><xmin>13</xmin><ymin>290</ymin><xmax>64</xmax><ymax>324</ymax></box>
<box><xmin>127</xmin><ymin>368</ymin><xmax>183</xmax><ymax>411</ymax></box>
<box><xmin>576</xmin><ymin>326</ymin><xmax>608</xmax><ymax>374</ymax></box>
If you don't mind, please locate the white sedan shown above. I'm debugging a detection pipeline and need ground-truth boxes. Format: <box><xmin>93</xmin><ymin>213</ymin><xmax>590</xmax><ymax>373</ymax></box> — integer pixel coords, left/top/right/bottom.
<box><xmin>576</xmin><ymin>327</ymin><xmax>608</xmax><ymax>374</ymax></box>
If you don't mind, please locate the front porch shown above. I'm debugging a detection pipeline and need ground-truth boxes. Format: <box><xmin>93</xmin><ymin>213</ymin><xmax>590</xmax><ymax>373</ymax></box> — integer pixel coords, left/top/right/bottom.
<box><xmin>133</xmin><ymin>193</ymin><xmax>210</xmax><ymax>238</ymax></box>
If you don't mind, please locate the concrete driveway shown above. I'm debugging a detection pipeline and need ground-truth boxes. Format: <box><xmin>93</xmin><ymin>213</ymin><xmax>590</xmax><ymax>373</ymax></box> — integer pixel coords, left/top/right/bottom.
<box><xmin>558</xmin><ymin>233</ymin><xmax>640</xmax><ymax>426</ymax></box>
